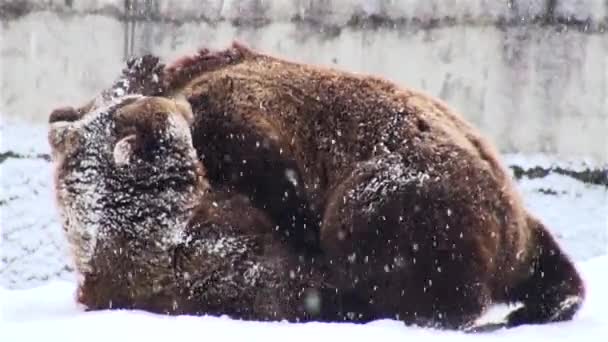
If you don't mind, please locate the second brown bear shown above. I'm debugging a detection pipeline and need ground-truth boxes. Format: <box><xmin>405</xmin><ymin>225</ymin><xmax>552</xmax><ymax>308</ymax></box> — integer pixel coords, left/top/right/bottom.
<box><xmin>159</xmin><ymin>43</ymin><xmax>585</xmax><ymax>329</ymax></box>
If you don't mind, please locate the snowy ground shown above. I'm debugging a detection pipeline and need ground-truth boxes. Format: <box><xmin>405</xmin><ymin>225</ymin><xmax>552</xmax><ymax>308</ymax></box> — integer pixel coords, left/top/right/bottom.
<box><xmin>1</xmin><ymin>119</ymin><xmax>76</xmax><ymax>288</ymax></box>
<box><xmin>0</xmin><ymin>256</ymin><xmax>606</xmax><ymax>341</ymax></box>
<box><xmin>1</xmin><ymin>118</ymin><xmax>607</xmax><ymax>340</ymax></box>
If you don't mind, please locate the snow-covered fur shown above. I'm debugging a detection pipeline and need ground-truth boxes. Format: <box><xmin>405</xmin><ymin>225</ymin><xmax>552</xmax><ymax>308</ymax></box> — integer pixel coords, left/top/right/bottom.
<box><xmin>48</xmin><ymin>89</ymin><xmax>325</xmax><ymax>320</ymax></box>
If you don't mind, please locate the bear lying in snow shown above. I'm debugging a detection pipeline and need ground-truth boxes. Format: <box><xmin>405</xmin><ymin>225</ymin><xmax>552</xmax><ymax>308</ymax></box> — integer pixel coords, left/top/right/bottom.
<box><xmin>48</xmin><ymin>92</ymin><xmax>327</xmax><ymax>321</ymax></box>
<box><xmin>51</xmin><ymin>42</ymin><xmax>585</xmax><ymax>330</ymax></box>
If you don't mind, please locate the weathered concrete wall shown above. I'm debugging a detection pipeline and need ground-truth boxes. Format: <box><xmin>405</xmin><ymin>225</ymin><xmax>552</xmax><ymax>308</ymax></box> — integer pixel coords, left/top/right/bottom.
<box><xmin>1</xmin><ymin>0</ymin><xmax>607</xmax><ymax>162</ymax></box>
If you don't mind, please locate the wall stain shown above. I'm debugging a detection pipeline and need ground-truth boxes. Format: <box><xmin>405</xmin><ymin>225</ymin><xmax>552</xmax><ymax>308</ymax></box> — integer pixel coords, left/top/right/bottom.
<box><xmin>1</xmin><ymin>1</ymin><xmax>606</xmax><ymax>35</ymax></box>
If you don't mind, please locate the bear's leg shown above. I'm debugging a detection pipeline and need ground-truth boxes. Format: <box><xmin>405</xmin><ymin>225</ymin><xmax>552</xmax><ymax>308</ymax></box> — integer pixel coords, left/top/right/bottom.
<box><xmin>505</xmin><ymin>218</ymin><xmax>585</xmax><ymax>327</ymax></box>
<box><xmin>319</xmin><ymin>152</ymin><xmax>493</xmax><ymax>328</ymax></box>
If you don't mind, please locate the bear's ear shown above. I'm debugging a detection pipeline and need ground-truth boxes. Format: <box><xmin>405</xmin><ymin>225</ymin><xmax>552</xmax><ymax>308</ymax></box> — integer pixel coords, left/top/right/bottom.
<box><xmin>113</xmin><ymin>104</ymin><xmax>169</xmax><ymax>164</ymax></box>
<box><xmin>49</xmin><ymin>100</ymin><xmax>96</xmax><ymax>124</ymax></box>
<box><xmin>112</xmin><ymin>96</ymin><xmax>193</xmax><ymax>164</ymax></box>
<box><xmin>49</xmin><ymin>106</ymin><xmax>81</xmax><ymax>124</ymax></box>
<box><xmin>113</xmin><ymin>134</ymin><xmax>137</xmax><ymax>166</ymax></box>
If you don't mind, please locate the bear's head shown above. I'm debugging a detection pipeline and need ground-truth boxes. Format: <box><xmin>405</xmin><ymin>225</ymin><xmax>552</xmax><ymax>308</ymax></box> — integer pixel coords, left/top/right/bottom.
<box><xmin>49</xmin><ymin>93</ymin><xmax>206</xmax><ymax>275</ymax></box>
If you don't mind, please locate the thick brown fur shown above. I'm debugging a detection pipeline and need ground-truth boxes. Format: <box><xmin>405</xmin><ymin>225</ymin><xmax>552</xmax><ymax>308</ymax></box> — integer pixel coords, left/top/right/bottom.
<box><xmin>156</xmin><ymin>42</ymin><xmax>585</xmax><ymax>329</ymax></box>
<box><xmin>56</xmin><ymin>42</ymin><xmax>585</xmax><ymax>329</ymax></box>
<box><xmin>49</xmin><ymin>94</ymin><xmax>328</xmax><ymax>321</ymax></box>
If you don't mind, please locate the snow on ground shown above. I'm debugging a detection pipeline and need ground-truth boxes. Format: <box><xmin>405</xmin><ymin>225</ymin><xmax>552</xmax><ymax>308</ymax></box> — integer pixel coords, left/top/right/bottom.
<box><xmin>0</xmin><ymin>256</ymin><xmax>606</xmax><ymax>342</ymax></box>
<box><xmin>1</xmin><ymin>118</ymin><xmax>76</xmax><ymax>288</ymax></box>
<box><xmin>1</xmin><ymin>118</ymin><xmax>607</xmax><ymax>340</ymax></box>
<box><xmin>516</xmin><ymin>173</ymin><xmax>607</xmax><ymax>260</ymax></box>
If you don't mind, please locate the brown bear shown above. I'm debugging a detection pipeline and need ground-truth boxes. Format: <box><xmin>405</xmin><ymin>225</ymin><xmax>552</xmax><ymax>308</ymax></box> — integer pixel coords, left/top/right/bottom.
<box><xmin>153</xmin><ymin>42</ymin><xmax>585</xmax><ymax>330</ymax></box>
<box><xmin>56</xmin><ymin>43</ymin><xmax>585</xmax><ymax>330</ymax></box>
<box><xmin>48</xmin><ymin>91</ymin><xmax>327</xmax><ymax>321</ymax></box>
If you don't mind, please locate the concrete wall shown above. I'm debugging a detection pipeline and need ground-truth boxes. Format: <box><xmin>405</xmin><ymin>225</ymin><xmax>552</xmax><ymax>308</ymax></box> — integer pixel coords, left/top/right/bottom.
<box><xmin>1</xmin><ymin>0</ymin><xmax>607</xmax><ymax>162</ymax></box>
